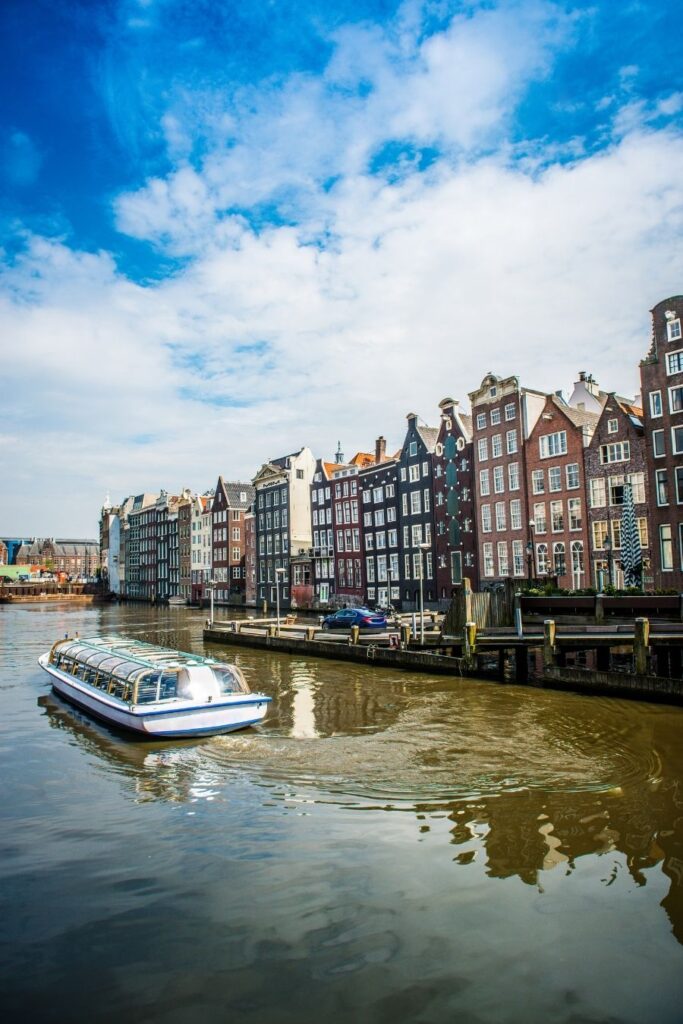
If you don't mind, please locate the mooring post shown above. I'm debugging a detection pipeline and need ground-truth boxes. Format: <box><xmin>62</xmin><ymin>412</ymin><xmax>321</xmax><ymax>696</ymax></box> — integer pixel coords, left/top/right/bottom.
<box><xmin>462</xmin><ymin>577</ymin><xmax>473</xmax><ymax>627</ymax></box>
<box><xmin>634</xmin><ymin>617</ymin><xmax>650</xmax><ymax>676</ymax></box>
<box><xmin>463</xmin><ymin>621</ymin><xmax>477</xmax><ymax>671</ymax></box>
<box><xmin>267</xmin><ymin>624</ymin><xmax>276</xmax><ymax>638</ymax></box>
<box><xmin>595</xmin><ymin>594</ymin><xmax>604</xmax><ymax>625</ymax></box>
<box><xmin>543</xmin><ymin>619</ymin><xmax>556</xmax><ymax>668</ymax></box>
<box><xmin>515</xmin><ymin>646</ymin><xmax>529</xmax><ymax>683</ymax></box>
<box><xmin>350</xmin><ymin>625</ymin><xmax>360</xmax><ymax>646</ymax></box>
<box><xmin>400</xmin><ymin>624</ymin><xmax>411</xmax><ymax>649</ymax></box>
<box><xmin>306</xmin><ymin>626</ymin><xmax>316</xmax><ymax>641</ymax></box>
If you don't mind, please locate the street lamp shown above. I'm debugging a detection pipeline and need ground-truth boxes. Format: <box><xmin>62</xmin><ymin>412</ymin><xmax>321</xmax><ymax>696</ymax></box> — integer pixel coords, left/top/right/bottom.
<box><xmin>208</xmin><ymin>577</ymin><xmax>215</xmax><ymax>626</ymax></box>
<box><xmin>275</xmin><ymin>566</ymin><xmax>285</xmax><ymax>636</ymax></box>
<box><xmin>526</xmin><ymin>519</ymin><xmax>535</xmax><ymax>582</ymax></box>
<box><xmin>418</xmin><ymin>542</ymin><xmax>431</xmax><ymax>645</ymax></box>
<box><xmin>604</xmin><ymin>533</ymin><xmax>613</xmax><ymax>588</ymax></box>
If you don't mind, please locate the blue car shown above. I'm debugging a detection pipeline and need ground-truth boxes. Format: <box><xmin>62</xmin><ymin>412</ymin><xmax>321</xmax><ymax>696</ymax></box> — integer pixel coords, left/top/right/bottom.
<box><xmin>322</xmin><ymin>608</ymin><xmax>388</xmax><ymax>630</ymax></box>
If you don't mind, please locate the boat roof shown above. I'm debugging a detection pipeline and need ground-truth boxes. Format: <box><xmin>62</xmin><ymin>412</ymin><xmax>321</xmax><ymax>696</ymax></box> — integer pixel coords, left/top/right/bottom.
<box><xmin>57</xmin><ymin>634</ymin><xmax>219</xmax><ymax>672</ymax></box>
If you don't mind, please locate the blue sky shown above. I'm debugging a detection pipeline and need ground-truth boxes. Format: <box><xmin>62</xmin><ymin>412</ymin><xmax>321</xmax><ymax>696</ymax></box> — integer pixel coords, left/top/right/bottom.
<box><xmin>1</xmin><ymin>0</ymin><xmax>682</xmax><ymax>536</ymax></box>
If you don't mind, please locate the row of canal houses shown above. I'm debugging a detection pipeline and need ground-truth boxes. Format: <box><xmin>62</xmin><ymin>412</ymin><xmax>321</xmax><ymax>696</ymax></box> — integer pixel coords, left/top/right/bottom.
<box><xmin>101</xmin><ymin>296</ymin><xmax>683</xmax><ymax>608</ymax></box>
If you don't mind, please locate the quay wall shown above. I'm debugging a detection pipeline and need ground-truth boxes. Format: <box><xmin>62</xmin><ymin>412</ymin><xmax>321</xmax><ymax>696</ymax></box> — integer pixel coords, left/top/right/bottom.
<box><xmin>543</xmin><ymin>664</ymin><xmax>683</xmax><ymax>705</ymax></box>
<box><xmin>203</xmin><ymin>626</ymin><xmax>465</xmax><ymax>676</ymax></box>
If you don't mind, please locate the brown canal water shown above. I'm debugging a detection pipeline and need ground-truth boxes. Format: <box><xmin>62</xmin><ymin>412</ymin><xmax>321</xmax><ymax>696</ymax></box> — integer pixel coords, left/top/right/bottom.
<box><xmin>2</xmin><ymin>602</ymin><xmax>683</xmax><ymax>1023</ymax></box>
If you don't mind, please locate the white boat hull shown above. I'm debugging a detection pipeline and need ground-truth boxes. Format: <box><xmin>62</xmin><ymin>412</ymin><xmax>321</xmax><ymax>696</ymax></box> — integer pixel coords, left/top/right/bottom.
<box><xmin>39</xmin><ymin>655</ymin><xmax>270</xmax><ymax>738</ymax></box>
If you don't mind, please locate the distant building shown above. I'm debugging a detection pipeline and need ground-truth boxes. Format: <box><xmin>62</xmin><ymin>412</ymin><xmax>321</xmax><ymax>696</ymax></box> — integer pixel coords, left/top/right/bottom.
<box><xmin>640</xmin><ymin>295</ymin><xmax>683</xmax><ymax>588</ymax></box>
<box><xmin>211</xmin><ymin>477</ymin><xmax>255</xmax><ymax>605</ymax></box>
<box><xmin>433</xmin><ymin>397</ymin><xmax>478</xmax><ymax>601</ymax></box>
<box><xmin>584</xmin><ymin>394</ymin><xmax>649</xmax><ymax>589</ymax></box>
<box><xmin>397</xmin><ymin>413</ymin><xmax>439</xmax><ymax>610</ymax></box>
<box><xmin>252</xmin><ymin>447</ymin><xmax>316</xmax><ymax>610</ymax></box>
<box><xmin>470</xmin><ymin>373</ymin><xmax>546</xmax><ymax>584</ymax></box>
<box><xmin>0</xmin><ymin>540</ymin><xmax>7</xmax><ymax>565</ymax></box>
<box><xmin>244</xmin><ymin>509</ymin><xmax>256</xmax><ymax>606</ymax></box>
<box><xmin>525</xmin><ymin>395</ymin><xmax>599</xmax><ymax>589</ymax></box>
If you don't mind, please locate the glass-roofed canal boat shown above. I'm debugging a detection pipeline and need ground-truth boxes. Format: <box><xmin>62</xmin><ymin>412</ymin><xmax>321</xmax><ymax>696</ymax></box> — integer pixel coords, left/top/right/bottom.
<box><xmin>38</xmin><ymin>635</ymin><xmax>272</xmax><ymax>738</ymax></box>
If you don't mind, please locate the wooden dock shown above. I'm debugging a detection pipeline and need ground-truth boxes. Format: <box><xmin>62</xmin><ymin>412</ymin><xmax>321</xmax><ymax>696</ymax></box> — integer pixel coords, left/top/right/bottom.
<box><xmin>203</xmin><ymin>614</ymin><xmax>683</xmax><ymax>705</ymax></box>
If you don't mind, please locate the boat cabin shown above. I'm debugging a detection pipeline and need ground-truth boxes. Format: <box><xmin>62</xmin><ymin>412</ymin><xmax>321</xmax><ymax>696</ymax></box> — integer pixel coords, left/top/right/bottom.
<box><xmin>49</xmin><ymin>635</ymin><xmax>251</xmax><ymax>705</ymax></box>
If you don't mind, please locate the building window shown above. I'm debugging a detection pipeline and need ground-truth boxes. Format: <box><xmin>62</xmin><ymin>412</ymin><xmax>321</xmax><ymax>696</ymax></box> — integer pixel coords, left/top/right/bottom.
<box><xmin>493</xmin><ymin>466</ymin><xmax>504</xmax><ymax>493</ymax></box>
<box><xmin>480</xmin><ymin>469</ymin><xmax>490</xmax><ymax>496</ymax></box>
<box><xmin>508</xmin><ymin>463</ymin><xmax>519</xmax><ymax>490</ymax></box>
<box><xmin>534</xmin><ymin>502</ymin><xmax>546</xmax><ymax>533</ymax></box>
<box><xmin>409</xmin><ymin>441</ymin><xmax>417</xmax><ymax>456</ymax></box>
<box><xmin>491</xmin><ymin>434</ymin><xmax>503</xmax><ymax>458</ymax></box>
<box><xmin>550</xmin><ymin>500</ymin><xmax>564</xmax><ymax>532</ymax></box>
<box><xmin>676</xmin><ymin>467</ymin><xmax>683</xmax><ymax>504</ymax></box>
<box><xmin>553</xmin><ymin>542</ymin><xmax>566</xmax><ymax>576</ymax></box>
<box><xmin>506</xmin><ymin>430</ymin><xmax>518</xmax><ymax>454</ymax></box>
<box><xmin>483</xmin><ymin>543</ymin><xmax>494</xmax><ymax>577</ymax></box>
<box><xmin>667</xmin><ymin>319</ymin><xmax>682</xmax><ymax>343</ymax></box>
<box><xmin>627</xmin><ymin>472</ymin><xmax>645</xmax><ymax>503</ymax></box>
<box><xmin>532</xmin><ymin>470</ymin><xmax>545</xmax><ymax>494</ymax></box>
<box><xmin>410</xmin><ymin>491</ymin><xmax>422</xmax><ymax>514</ymax></box>
<box><xmin>568</xmin><ymin>498</ymin><xmax>581</xmax><ymax>530</ymax></box>
<box><xmin>476</xmin><ymin>413</ymin><xmax>486</xmax><ymax>429</ymax></box>
<box><xmin>481</xmin><ymin>504</ymin><xmax>492</xmax><ymax>533</ymax></box>
<box><xmin>668</xmin><ymin>350</ymin><xmax>683</xmax><ymax>375</ymax></box>
<box><xmin>490</xmin><ymin>408</ymin><xmax>501</xmax><ymax>425</ymax></box>
<box><xmin>497</xmin><ymin>542</ymin><xmax>509</xmax><ymax>576</ymax></box>
<box><xmin>536</xmin><ymin>543</ymin><xmax>548</xmax><ymax>575</ymax></box>
<box><xmin>512</xmin><ymin>540</ymin><xmax>524</xmax><ymax>576</ymax></box>
<box><xmin>650</xmin><ymin>391</ymin><xmax>663</xmax><ymax>418</ymax></box>
<box><xmin>656</xmin><ymin>468</ymin><xmax>669</xmax><ymax>506</ymax></box>
<box><xmin>607</xmin><ymin>418</ymin><xmax>619</xmax><ymax>434</ymax></box>
<box><xmin>450</xmin><ymin>551</ymin><xmax>463</xmax><ymax>585</ymax></box>
<box><xmin>660</xmin><ymin>524</ymin><xmax>674</xmax><ymax>570</ymax></box>
<box><xmin>505</xmin><ymin>403</ymin><xmax>516</xmax><ymax>421</ymax></box>
<box><xmin>566</xmin><ymin>463</ymin><xmax>580</xmax><ymax>489</ymax></box>
<box><xmin>548</xmin><ymin>467</ymin><xmax>562</xmax><ymax>492</ymax></box>
<box><xmin>592</xmin><ymin>520</ymin><xmax>606</xmax><ymax>550</ymax></box>
<box><xmin>669</xmin><ymin>386</ymin><xmax>683</xmax><ymax>413</ymax></box>
<box><xmin>510</xmin><ymin>499</ymin><xmax>522</xmax><ymax>529</ymax></box>
<box><xmin>672</xmin><ymin>426</ymin><xmax>683</xmax><ymax>454</ymax></box>
<box><xmin>409</xmin><ymin>464</ymin><xmax>420</xmax><ymax>482</ymax></box>
<box><xmin>539</xmin><ymin>431</ymin><xmax>567</xmax><ymax>459</ymax></box>
<box><xmin>373</xmin><ymin>486</ymin><xmax>384</xmax><ymax>503</ymax></box>
<box><xmin>653</xmin><ymin>430</ymin><xmax>665</xmax><ymax>458</ymax></box>
<box><xmin>478</xmin><ymin>438</ymin><xmax>489</xmax><ymax>462</ymax></box>
<box><xmin>599</xmin><ymin>441</ymin><xmax>630</xmax><ymax>464</ymax></box>
<box><xmin>495</xmin><ymin>502</ymin><xmax>506</xmax><ymax>530</ymax></box>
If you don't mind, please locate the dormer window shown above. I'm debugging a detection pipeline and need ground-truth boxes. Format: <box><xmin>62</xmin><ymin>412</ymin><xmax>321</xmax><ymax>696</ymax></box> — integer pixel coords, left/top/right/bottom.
<box><xmin>607</xmin><ymin>418</ymin><xmax>619</xmax><ymax>434</ymax></box>
<box><xmin>666</xmin><ymin>318</ymin><xmax>682</xmax><ymax>342</ymax></box>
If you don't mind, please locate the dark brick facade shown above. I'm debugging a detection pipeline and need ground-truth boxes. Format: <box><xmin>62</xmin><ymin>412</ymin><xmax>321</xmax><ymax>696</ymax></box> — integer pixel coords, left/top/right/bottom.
<box><xmin>640</xmin><ymin>296</ymin><xmax>683</xmax><ymax>589</ymax></box>
<box><xmin>583</xmin><ymin>396</ymin><xmax>649</xmax><ymax>589</ymax></box>
<box><xmin>433</xmin><ymin>397</ymin><xmax>478</xmax><ymax>600</ymax></box>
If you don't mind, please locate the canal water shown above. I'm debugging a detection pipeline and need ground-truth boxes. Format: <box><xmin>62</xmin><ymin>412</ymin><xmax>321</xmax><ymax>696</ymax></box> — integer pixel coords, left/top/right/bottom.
<box><xmin>2</xmin><ymin>602</ymin><xmax>683</xmax><ymax>1023</ymax></box>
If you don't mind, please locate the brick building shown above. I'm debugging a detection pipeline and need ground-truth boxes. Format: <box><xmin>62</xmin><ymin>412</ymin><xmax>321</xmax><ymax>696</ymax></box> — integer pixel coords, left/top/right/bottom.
<box><xmin>244</xmin><ymin>509</ymin><xmax>256</xmax><ymax>606</ymax></box>
<box><xmin>525</xmin><ymin>395</ymin><xmax>598</xmax><ymax>589</ymax></box>
<box><xmin>470</xmin><ymin>374</ymin><xmax>546</xmax><ymax>584</ymax></box>
<box><xmin>584</xmin><ymin>395</ymin><xmax>649</xmax><ymax>589</ymax></box>
<box><xmin>640</xmin><ymin>295</ymin><xmax>683</xmax><ymax>588</ymax></box>
<box><xmin>433</xmin><ymin>397</ymin><xmax>478</xmax><ymax>600</ymax></box>
<box><xmin>310</xmin><ymin>456</ymin><xmax>336</xmax><ymax>606</ymax></box>
<box><xmin>397</xmin><ymin>414</ymin><xmax>439</xmax><ymax>609</ymax></box>
<box><xmin>211</xmin><ymin>477</ymin><xmax>255</xmax><ymax>605</ymax></box>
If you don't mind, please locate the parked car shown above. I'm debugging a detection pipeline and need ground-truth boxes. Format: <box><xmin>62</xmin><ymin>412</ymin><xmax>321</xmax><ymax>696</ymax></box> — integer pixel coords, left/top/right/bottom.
<box><xmin>321</xmin><ymin>608</ymin><xmax>388</xmax><ymax>630</ymax></box>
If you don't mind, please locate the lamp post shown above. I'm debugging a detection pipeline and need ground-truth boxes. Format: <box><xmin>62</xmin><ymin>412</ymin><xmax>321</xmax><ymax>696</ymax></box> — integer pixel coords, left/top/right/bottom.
<box><xmin>418</xmin><ymin>542</ymin><xmax>431</xmax><ymax>645</ymax></box>
<box><xmin>526</xmin><ymin>519</ymin><xmax>535</xmax><ymax>582</ymax></box>
<box><xmin>275</xmin><ymin>566</ymin><xmax>285</xmax><ymax>636</ymax></box>
<box><xmin>208</xmin><ymin>577</ymin><xmax>215</xmax><ymax>626</ymax></box>
<box><xmin>604</xmin><ymin>533</ymin><xmax>613</xmax><ymax>588</ymax></box>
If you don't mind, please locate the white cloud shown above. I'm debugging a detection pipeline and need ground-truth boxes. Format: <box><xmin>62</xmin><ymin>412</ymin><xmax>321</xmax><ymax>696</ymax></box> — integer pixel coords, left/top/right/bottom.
<box><xmin>2</xmin><ymin>1</ymin><xmax>683</xmax><ymax>536</ymax></box>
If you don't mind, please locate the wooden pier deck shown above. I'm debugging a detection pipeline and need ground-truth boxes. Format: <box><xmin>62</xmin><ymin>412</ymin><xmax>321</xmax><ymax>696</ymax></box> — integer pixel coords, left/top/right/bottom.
<box><xmin>203</xmin><ymin>614</ymin><xmax>683</xmax><ymax>705</ymax></box>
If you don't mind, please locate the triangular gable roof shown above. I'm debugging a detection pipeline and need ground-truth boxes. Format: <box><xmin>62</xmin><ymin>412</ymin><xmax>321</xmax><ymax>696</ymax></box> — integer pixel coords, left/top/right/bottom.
<box><xmin>416</xmin><ymin>425</ymin><xmax>439</xmax><ymax>452</ymax></box>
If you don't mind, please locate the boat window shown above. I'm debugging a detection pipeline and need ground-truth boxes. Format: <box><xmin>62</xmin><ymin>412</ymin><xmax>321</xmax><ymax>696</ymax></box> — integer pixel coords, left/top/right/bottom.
<box><xmin>85</xmin><ymin>651</ymin><xmax>115</xmax><ymax>669</ymax></box>
<box><xmin>135</xmin><ymin>671</ymin><xmax>160</xmax><ymax>703</ymax></box>
<box><xmin>212</xmin><ymin>666</ymin><xmax>250</xmax><ymax>694</ymax></box>
<box><xmin>158</xmin><ymin>672</ymin><xmax>178</xmax><ymax>699</ymax></box>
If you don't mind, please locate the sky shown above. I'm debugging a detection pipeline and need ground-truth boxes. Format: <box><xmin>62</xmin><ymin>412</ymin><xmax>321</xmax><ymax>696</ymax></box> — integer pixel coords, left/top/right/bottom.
<box><xmin>1</xmin><ymin>0</ymin><xmax>682</xmax><ymax>538</ymax></box>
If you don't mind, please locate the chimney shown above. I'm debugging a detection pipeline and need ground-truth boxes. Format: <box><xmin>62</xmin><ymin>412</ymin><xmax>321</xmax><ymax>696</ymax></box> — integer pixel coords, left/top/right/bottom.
<box><xmin>375</xmin><ymin>436</ymin><xmax>386</xmax><ymax>463</ymax></box>
<box><xmin>578</xmin><ymin>371</ymin><xmax>586</xmax><ymax>382</ymax></box>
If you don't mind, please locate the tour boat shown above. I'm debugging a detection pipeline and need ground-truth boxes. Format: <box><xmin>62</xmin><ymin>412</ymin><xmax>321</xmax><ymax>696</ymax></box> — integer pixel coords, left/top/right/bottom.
<box><xmin>38</xmin><ymin>634</ymin><xmax>271</xmax><ymax>738</ymax></box>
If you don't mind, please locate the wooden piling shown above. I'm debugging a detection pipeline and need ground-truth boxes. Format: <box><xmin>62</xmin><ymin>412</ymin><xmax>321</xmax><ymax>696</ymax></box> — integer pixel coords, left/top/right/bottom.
<box><xmin>634</xmin><ymin>617</ymin><xmax>650</xmax><ymax>675</ymax></box>
<box><xmin>350</xmin><ymin>625</ymin><xmax>360</xmax><ymax>646</ymax></box>
<box><xmin>543</xmin><ymin>619</ymin><xmax>556</xmax><ymax>668</ymax></box>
